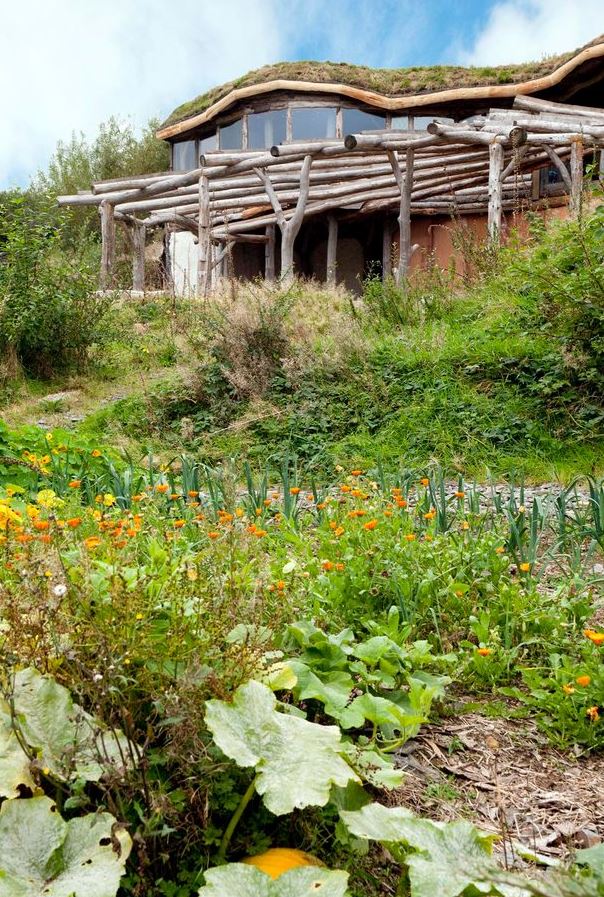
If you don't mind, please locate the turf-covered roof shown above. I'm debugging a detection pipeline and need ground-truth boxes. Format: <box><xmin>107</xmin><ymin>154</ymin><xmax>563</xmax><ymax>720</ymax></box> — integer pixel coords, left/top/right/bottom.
<box><xmin>159</xmin><ymin>35</ymin><xmax>604</xmax><ymax>136</ymax></box>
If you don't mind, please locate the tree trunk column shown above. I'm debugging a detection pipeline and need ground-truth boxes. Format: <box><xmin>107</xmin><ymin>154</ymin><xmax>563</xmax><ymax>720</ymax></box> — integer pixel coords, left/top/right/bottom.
<box><xmin>197</xmin><ymin>173</ymin><xmax>211</xmax><ymax>296</ymax></box>
<box><xmin>326</xmin><ymin>215</ymin><xmax>338</xmax><ymax>287</ymax></box>
<box><xmin>100</xmin><ymin>201</ymin><xmax>115</xmax><ymax>290</ymax></box>
<box><xmin>265</xmin><ymin>224</ymin><xmax>276</xmax><ymax>283</ymax></box>
<box><xmin>132</xmin><ymin>222</ymin><xmax>146</xmax><ymax>291</ymax></box>
<box><xmin>570</xmin><ymin>137</ymin><xmax>584</xmax><ymax>216</ymax></box>
<box><xmin>487</xmin><ymin>140</ymin><xmax>504</xmax><ymax>242</ymax></box>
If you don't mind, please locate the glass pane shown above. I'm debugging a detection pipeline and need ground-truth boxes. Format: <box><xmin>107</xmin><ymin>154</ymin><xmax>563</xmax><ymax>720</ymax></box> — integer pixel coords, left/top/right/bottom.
<box><xmin>200</xmin><ymin>132</ymin><xmax>218</xmax><ymax>153</ymax></box>
<box><xmin>248</xmin><ymin>110</ymin><xmax>287</xmax><ymax>149</ymax></box>
<box><xmin>292</xmin><ymin>107</ymin><xmax>336</xmax><ymax>140</ymax></box>
<box><xmin>220</xmin><ymin>119</ymin><xmax>243</xmax><ymax>150</ymax></box>
<box><xmin>411</xmin><ymin>116</ymin><xmax>453</xmax><ymax>131</ymax></box>
<box><xmin>342</xmin><ymin>108</ymin><xmax>385</xmax><ymax>134</ymax></box>
<box><xmin>391</xmin><ymin>115</ymin><xmax>408</xmax><ymax>130</ymax></box>
<box><xmin>172</xmin><ymin>140</ymin><xmax>197</xmax><ymax>171</ymax></box>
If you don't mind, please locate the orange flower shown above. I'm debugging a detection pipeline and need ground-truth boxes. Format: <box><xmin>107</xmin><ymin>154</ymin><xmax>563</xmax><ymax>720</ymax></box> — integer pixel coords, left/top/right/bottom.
<box><xmin>396</xmin><ymin>498</ymin><xmax>407</xmax><ymax>508</ymax></box>
<box><xmin>155</xmin><ymin>484</ymin><xmax>169</xmax><ymax>494</ymax></box>
<box><xmin>254</xmin><ymin>529</ymin><xmax>267</xmax><ymax>538</ymax></box>
<box><xmin>170</xmin><ymin>493</ymin><xmax>180</xmax><ymax>501</ymax></box>
<box><xmin>584</xmin><ymin>629</ymin><xmax>604</xmax><ymax>647</ymax></box>
<box><xmin>316</xmin><ymin>502</ymin><xmax>326</xmax><ymax>511</ymax></box>
<box><xmin>476</xmin><ymin>647</ymin><xmax>491</xmax><ymax>656</ymax></box>
<box><xmin>91</xmin><ymin>449</ymin><xmax>102</xmax><ymax>458</ymax></box>
<box><xmin>235</xmin><ymin>507</ymin><xmax>244</xmax><ymax>517</ymax></box>
<box><xmin>188</xmin><ymin>490</ymin><xmax>199</xmax><ymax>498</ymax></box>
<box><xmin>340</xmin><ymin>485</ymin><xmax>351</xmax><ymax>494</ymax></box>
<box><xmin>423</xmin><ymin>510</ymin><xmax>436</xmax><ymax>520</ymax></box>
<box><xmin>519</xmin><ymin>562</ymin><xmax>531</xmax><ymax>573</ymax></box>
<box><xmin>335</xmin><ymin>562</ymin><xmax>345</xmax><ymax>572</ymax></box>
<box><xmin>289</xmin><ymin>487</ymin><xmax>301</xmax><ymax>496</ymax></box>
<box><xmin>208</xmin><ymin>531</ymin><xmax>220</xmax><ymax>540</ymax></box>
<box><xmin>263</xmin><ymin>498</ymin><xmax>272</xmax><ymax>507</ymax></box>
<box><xmin>322</xmin><ymin>560</ymin><xmax>334</xmax><ymax>571</ymax></box>
<box><xmin>576</xmin><ymin>675</ymin><xmax>591</xmax><ymax>687</ymax></box>
<box><xmin>39</xmin><ymin>534</ymin><xmax>52</xmax><ymax>544</ymax></box>
<box><xmin>461</xmin><ymin>522</ymin><xmax>470</xmax><ymax>531</ymax></box>
<box><xmin>67</xmin><ymin>517</ymin><xmax>82</xmax><ymax>528</ymax></box>
<box><xmin>384</xmin><ymin>510</ymin><xmax>393</xmax><ymax>517</ymax></box>
<box><xmin>364</xmin><ymin>519</ymin><xmax>378</xmax><ymax>531</ymax></box>
<box><xmin>16</xmin><ymin>533</ymin><xmax>34</xmax><ymax>544</ymax></box>
<box><xmin>404</xmin><ymin>533</ymin><xmax>416</xmax><ymax>542</ymax></box>
<box><xmin>68</xmin><ymin>480</ymin><xmax>81</xmax><ymax>489</ymax></box>
<box><xmin>276</xmin><ymin>580</ymin><xmax>286</xmax><ymax>591</ymax></box>
<box><xmin>586</xmin><ymin>706</ymin><xmax>600</xmax><ymax>722</ymax></box>
<box><xmin>454</xmin><ymin>490</ymin><xmax>465</xmax><ymax>499</ymax></box>
<box><xmin>495</xmin><ymin>546</ymin><xmax>505</xmax><ymax>554</ymax></box>
<box><xmin>173</xmin><ymin>519</ymin><xmax>185</xmax><ymax>529</ymax></box>
<box><xmin>420</xmin><ymin>477</ymin><xmax>429</xmax><ymax>487</ymax></box>
<box><xmin>351</xmin><ymin>469</ymin><xmax>363</xmax><ymax>476</ymax></box>
<box><xmin>84</xmin><ymin>536</ymin><xmax>102</xmax><ymax>550</ymax></box>
<box><xmin>33</xmin><ymin>519</ymin><xmax>50</xmax><ymax>532</ymax></box>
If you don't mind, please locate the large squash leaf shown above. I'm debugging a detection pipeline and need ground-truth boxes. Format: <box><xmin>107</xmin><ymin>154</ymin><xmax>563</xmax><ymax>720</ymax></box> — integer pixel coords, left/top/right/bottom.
<box><xmin>341</xmin><ymin>803</ymin><xmax>507</xmax><ymax>897</ymax></box>
<box><xmin>198</xmin><ymin>864</ymin><xmax>349</xmax><ymax>896</ymax></box>
<box><xmin>0</xmin><ymin>710</ymin><xmax>36</xmax><ymax>798</ymax></box>
<box><xmin>0</xmin><ymin>795</ymin><xmax>131</xmax><ymax>897</ymax></box>
<box><xmin>11</xmin><ymin>668</ymin><xmax>134</xmax><ymax>783</ymax></box>
<box><xmin>204</xmin><ymin>680</ymin><xmax>358</xmax><ymax>815</ymax></box>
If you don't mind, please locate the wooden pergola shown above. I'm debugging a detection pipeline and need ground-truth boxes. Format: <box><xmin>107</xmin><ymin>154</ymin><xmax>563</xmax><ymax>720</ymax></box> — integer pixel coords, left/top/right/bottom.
<box><xmin>58</xmin><ymin>96</ymin><xmax>604</xmax><ymax>293</ymax></box>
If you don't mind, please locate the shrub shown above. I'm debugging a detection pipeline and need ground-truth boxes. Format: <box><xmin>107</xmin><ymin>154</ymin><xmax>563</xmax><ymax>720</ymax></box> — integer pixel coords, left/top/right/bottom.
<box><xmin>0</xmin><ymin>193</ymin><xmax>111</xmax><ymax>376</ymax></box>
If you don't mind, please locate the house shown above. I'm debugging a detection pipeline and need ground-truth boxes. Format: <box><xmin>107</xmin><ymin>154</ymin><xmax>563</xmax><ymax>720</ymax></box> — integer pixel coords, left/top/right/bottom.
<box><xmin>59</xmin><ymin>36</ymin><xmax>604</xmax><ymax>293</ymax></box>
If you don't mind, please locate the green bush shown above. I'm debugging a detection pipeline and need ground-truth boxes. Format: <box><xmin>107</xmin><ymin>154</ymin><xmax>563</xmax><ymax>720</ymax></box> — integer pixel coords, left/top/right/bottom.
<box><xmin>0</xmin><ymin>193</ymin><xmax>111</xmax><ymax>377</ymax></box>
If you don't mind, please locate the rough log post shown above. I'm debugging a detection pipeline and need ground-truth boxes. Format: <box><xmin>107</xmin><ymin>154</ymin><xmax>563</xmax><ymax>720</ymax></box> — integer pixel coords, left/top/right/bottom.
<box><xmin>265</xmin><ymin>224</ymin><xmax>276</xmax><ymax>282</ymax></box>
<box><xmin>382</xmin><ymin>218</ymin><xmax>392</xmax><ymax>279</ymax></box>
<box><xmin>197</xmin><ymin>173</ymin><xmax>211</xmax><ymax>296</ymax></box>
<box><xmin>100</xmin><ymin>201</ymin><xmax>116</xmax><ymax>290</ymax></box>
<box><xmin>132</xmin><ymin>222</ymin><xmax>146</xmax><ymax>291</ymax></box>
<box><xmin>326</xmin><ymin>215</ymin><xmax>338</xmax><ymax>287</ymax></box>
<box><xmin>387</xmin><ymin>147</ymin><xmax>414</xmax><ymax>284</ymax></box>
<box><xmin>570</xmin><ymin>137</ymin><xmax>584</xmax><ymax>216</ymax></box>
<box><xmin>254</xmin><ymin>154</ymin><xmax>312</xmax><ymax>287</ymax></box>
<box><xmin>543</xmin><ymin>146</ymin><xmax>572</xmax><ymax>192</ymax></box>
<box><xmin>487</xmin><ymin>140</ymin><xmax>504</xmax><ymax>242</ymax></box>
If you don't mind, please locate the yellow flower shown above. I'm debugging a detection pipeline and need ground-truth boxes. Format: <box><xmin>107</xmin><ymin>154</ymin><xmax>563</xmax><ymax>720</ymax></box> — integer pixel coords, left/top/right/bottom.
<box><xmin>36</xmin><ymin>489</ymin><xmax>63</xmax><ymax>509</ymax></box>
<box><xmin>91</xmin><ymin>449</ymin><xmax>102</xmax><ymax>458</ymax></box>
<box><xmin>476</xmin><ymin>647</ymin><xmax>492</xmax><ymax>656</ymax></box>
<box><xmin>562</xmin><ymin>684</ymin><xmax>575</xmax><ymax>695</ymax></box>
<box><xmin>135</xmin><ymin>612</ymin><xmax>144</xmax><ymax>620</ymax></box>
<box><xmin>103</xmin><ymin>493</ymin><xmax>116</xmax><ymax>507</ymax></box>
<box><xmin>519</xmin><ymin>562</ymin><xmax>531</xmax><ymax>573</ymax></box>
<box><xmin>584</xmin><ymin>629</ymin><xmax>604</xmax><ymax>647</ymax></box>
<box><xmin>586</xmin><ymin>706</ymin><xmax>600</xmax><ymax>722</ymax></box>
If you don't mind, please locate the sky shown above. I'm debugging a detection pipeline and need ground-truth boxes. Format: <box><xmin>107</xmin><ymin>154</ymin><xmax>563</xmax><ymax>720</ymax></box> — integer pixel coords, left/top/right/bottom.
<box><xmin>1</xmin><ymin>0</ymin><xmax>602</xmax><ymax>189</ymax></box>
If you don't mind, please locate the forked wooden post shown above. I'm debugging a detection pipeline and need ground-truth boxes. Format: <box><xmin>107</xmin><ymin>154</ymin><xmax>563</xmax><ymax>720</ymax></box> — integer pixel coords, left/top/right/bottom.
<box><xmin>570</xmin><ymin>137</ymin><xmax>584</xmax><ymax>216</ymax></box>
<box><xmin>100</xmin><ymin>201</ymin><xmax>116</xmax><ymax>290</ymax></box>
<box><xmin>382</xmin><ymin>218</ymin><xmax>392</xmax><ymax>280</ymax></box>
<box><xmin>326</xmin><ymin>215</ymin><xmax>338</xmax><ymax>287</ymax></box>
<box><xmin>387</xmin><ymin>147</ymin><xmax>414</xmax><ymax>284</ymax></box>
<box><xmin>487</xmin><ymin>140</ymin><xmax>504</xmax><ymax>242</ymax></box>
<box><xmin>254</xmin><ymin>154</ymin><xmax>312</xmax><ymax>287</ymax></box>
<box><xmin>265</xmin><ymin>224</ymin><xmax>276</xmax><ymax>282</ymax></box>
<box><xmin>197</xmin><ymin>173</ymin><xmax>211</xmax><ymax>296</ymax></box>
<box><xmin>132</xmin><ymin>222</ymin><xmax>146</xmax><ymax>291</ymax></box>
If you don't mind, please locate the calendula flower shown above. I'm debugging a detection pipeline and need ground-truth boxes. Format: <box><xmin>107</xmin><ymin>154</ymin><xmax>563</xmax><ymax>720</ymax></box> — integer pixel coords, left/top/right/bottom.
<box><xmin>36</xmin><ymin>489</ymin><xmax>63</xmax><ymax>510</ymax></box>
<box><xmin>276</xmin><ymin>580</ymin><xmax>286</xmax><ymax>591</ymax></box>
<box><xmin>289</xmin><ymin>487</ymin><xmax>301</xmax><ymax>496</ymax></box>
<box><xmin>208</xmin><ymin>531</ymin><xmax>220</xmax><ymax>539</ymax></box>
<box><xmin>254</xmin><ymin>529</ymin><xmax>267</xmax><ymax>538</ymax></box>
<box><xmin>173</xmin><ymin>519</ymin><xmax>185</xmax><ymax>529</ymax></box>
<box><xmin>316</xmin><ymin>502</ymin><xmax>327</xmax><ymax>510</ymax></box>
<box><xmin>103</xmin><ymin>493</ymin><xmax>116</xmax><ymax>507</ymax></box>
<box><xmin>91</xmin><ymin>449</ymin><xmax>102</xmax><ymax>458</ymax></box>
<box><xmin>351</xmin><ymin>469</ymin><xmax>363</xmax><ymax>476</ymax></box>
<box><xmin>584</xmin><ymin>629</ymin><xmax>604</xmax><ymax>646</ymax></box>
<box><xmin>334</xmin><ymin>526</ymin><xmax>345</xmax><ymax>537</ymax></box>
<box><xmin>33</xmin><ymin>519</ymin><xmax>50</xmax><ymax>532</ymax></box>
<box><xmin>476</xmin><ymin>647</ymin><xmax>492</xmax><ymax>657</ymax></box>
<box><xmin>188</xmin><ymin>490</ymin><xmax>199</xmax><ymax>498</ymax></box>
<box><xmin>68</xmin><ymin>480</ymin><xmax>81</xmax><ymax>489</ymax></box>
<box><xmin>586</xmin><ymin>706</ymin><xmax>600</xmax><ymax>722</ymax></box>
<box><xmin>155</xmin><ymin>484</ymin><xmax>169</xmax><ymax>494</ymax></box>
<box><xmin>454</xmin><ymin>491</ymin><xmax>465</xmax><ymax>499</ymax></box>
<box><xmin>335</xmin><ymin>562</ymin><xmax>345</xmax><ymax>572</ymax></box>
<box><xmin>562</xmin><ymin>684</ymin><xmax>575</xmax><ymax>695</ymax></box>
<box><xmin>404</xmin><ymin>533</ymin><xmax>416</xmax><ymax>542</ymax></box>
<box><xmin>423</xmin><ymin>509</ymin><xmax>436</xmax><ymax>520</ymax></box>
<box><xmin>576</xmin><ymin>675</ymin><xmax>591</xmax><ymax>687</ymax></box>
<box><xmin>420</xmin><ymin>477</ymin><xmax>429</xmax><ymax>487</ymax></box>
<box><xmin>364</xmin><ymin>519</ymin><xmax>378</xmax><ymax>531</ymax></box>
<box><xmin>519</xmin><ymin>562</ymin><xmax>531</xmax><ymax>573</ymax></box>
<box><xmin>495</xmin><ymin>546</ymin><xmax>505</xmax><ymax>554</ymax></box>
<box><xmin>84</xmin><ymin>536</ymin><xmax>102</xmax><ymax>550</ymax></box>
<box><xmin>322</xmin><ymin>560</ymin><xmax>334</xmax><ymax>571</ymax></box>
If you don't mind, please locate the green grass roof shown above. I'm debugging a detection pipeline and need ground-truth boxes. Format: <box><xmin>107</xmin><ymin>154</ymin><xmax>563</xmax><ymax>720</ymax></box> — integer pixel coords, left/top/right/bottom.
<box><xmin>160</xmin><ymin>42</ymin><xmax>598</xmax><ymax>130</ymax></box>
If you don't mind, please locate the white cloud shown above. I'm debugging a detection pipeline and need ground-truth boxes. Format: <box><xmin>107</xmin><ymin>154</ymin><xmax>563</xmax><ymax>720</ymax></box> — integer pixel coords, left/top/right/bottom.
<box><xmin>458</xmin><ymin>0</ymin><xmax>604</xmax><ymax>65</ymax></box>
<box><xmin>0</xmin><ymin>0</ymin><xmax>282</xmax><ymax>188</ymax></box>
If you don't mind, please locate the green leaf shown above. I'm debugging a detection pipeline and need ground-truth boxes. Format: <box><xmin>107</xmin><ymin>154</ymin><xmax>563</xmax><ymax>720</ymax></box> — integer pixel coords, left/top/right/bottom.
<box><xmin>12</xmin><ymin>668</ymin><xmax>135</xmax><ymax>783</ymax></box>
<box><xmin>341</xmin><ymin>803</ymin><xmax>500</xmax><ymax>897</ymax></box>
<box><xmin>290</xmin><ymin>663</ymin><xmax>353</xmax><ymax>719</ymax></box>
<box><xmin>204</xmin><ymin>680</ymin><xmax>358</xmax><ymax>815</ymax></box>
<box><xmin>198</xmin><ymin>864</ymin><xmax>350</xmax><ymax>897</ymax></box>
<box><xmin>342</xmin><ymin>744</ymin><xmax>405</xmax><ymax>789</ymax></box>
<box><xmin>0</xmin><ymin>795</ymin><xmax>131</xmax><ymax>897</ymax></box>
<box><xmin>576</xmin><ymin>843</ymin><xmax>604</xmax><ymax>876</ymax></box>
<box><xmin>0</xmin><ymin>710</ymin><xmax>36</xmax><ymax>798</ymax></box>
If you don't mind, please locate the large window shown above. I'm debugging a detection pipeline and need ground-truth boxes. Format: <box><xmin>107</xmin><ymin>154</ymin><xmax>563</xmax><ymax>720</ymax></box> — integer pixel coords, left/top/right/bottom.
<box><xmin>172</xmin><ymin>140</ymin><xmax>197</xmax><ymax>171</ymax></box>
<box><xmin>391</xmin><ymin>115</ymin><xmax>409</xmax><ymax>130</ymax></box>
<box><xmin>220</xmin><ymin>119</ymin><xmax>243</xmax><ymax>150</ymax></box>
<box><xmin>292</xmin><ymin>107</ymin><xmax>337</xmax><ymax>140</ymax></box>
<box><xmin>200</xmin><ymin>132</ymin><xmax>218</xmax><ymax>153</ymax></box>
<box><xmin>248</xmin><ymin>110</ymin><xmax>287</xmax><ymax>149</ymax></box>
<box><xmin>342</xmin><ymin>108</ymin><xmax>385</xmax><ymax>134</ymax></box>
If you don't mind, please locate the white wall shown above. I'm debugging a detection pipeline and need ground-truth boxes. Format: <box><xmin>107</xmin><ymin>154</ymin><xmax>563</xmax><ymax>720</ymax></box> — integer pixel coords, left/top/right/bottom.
<box><xmin>169</xmin><ymin>230</ymin><xmax>198</xmax><ymax>295</ymax></box>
